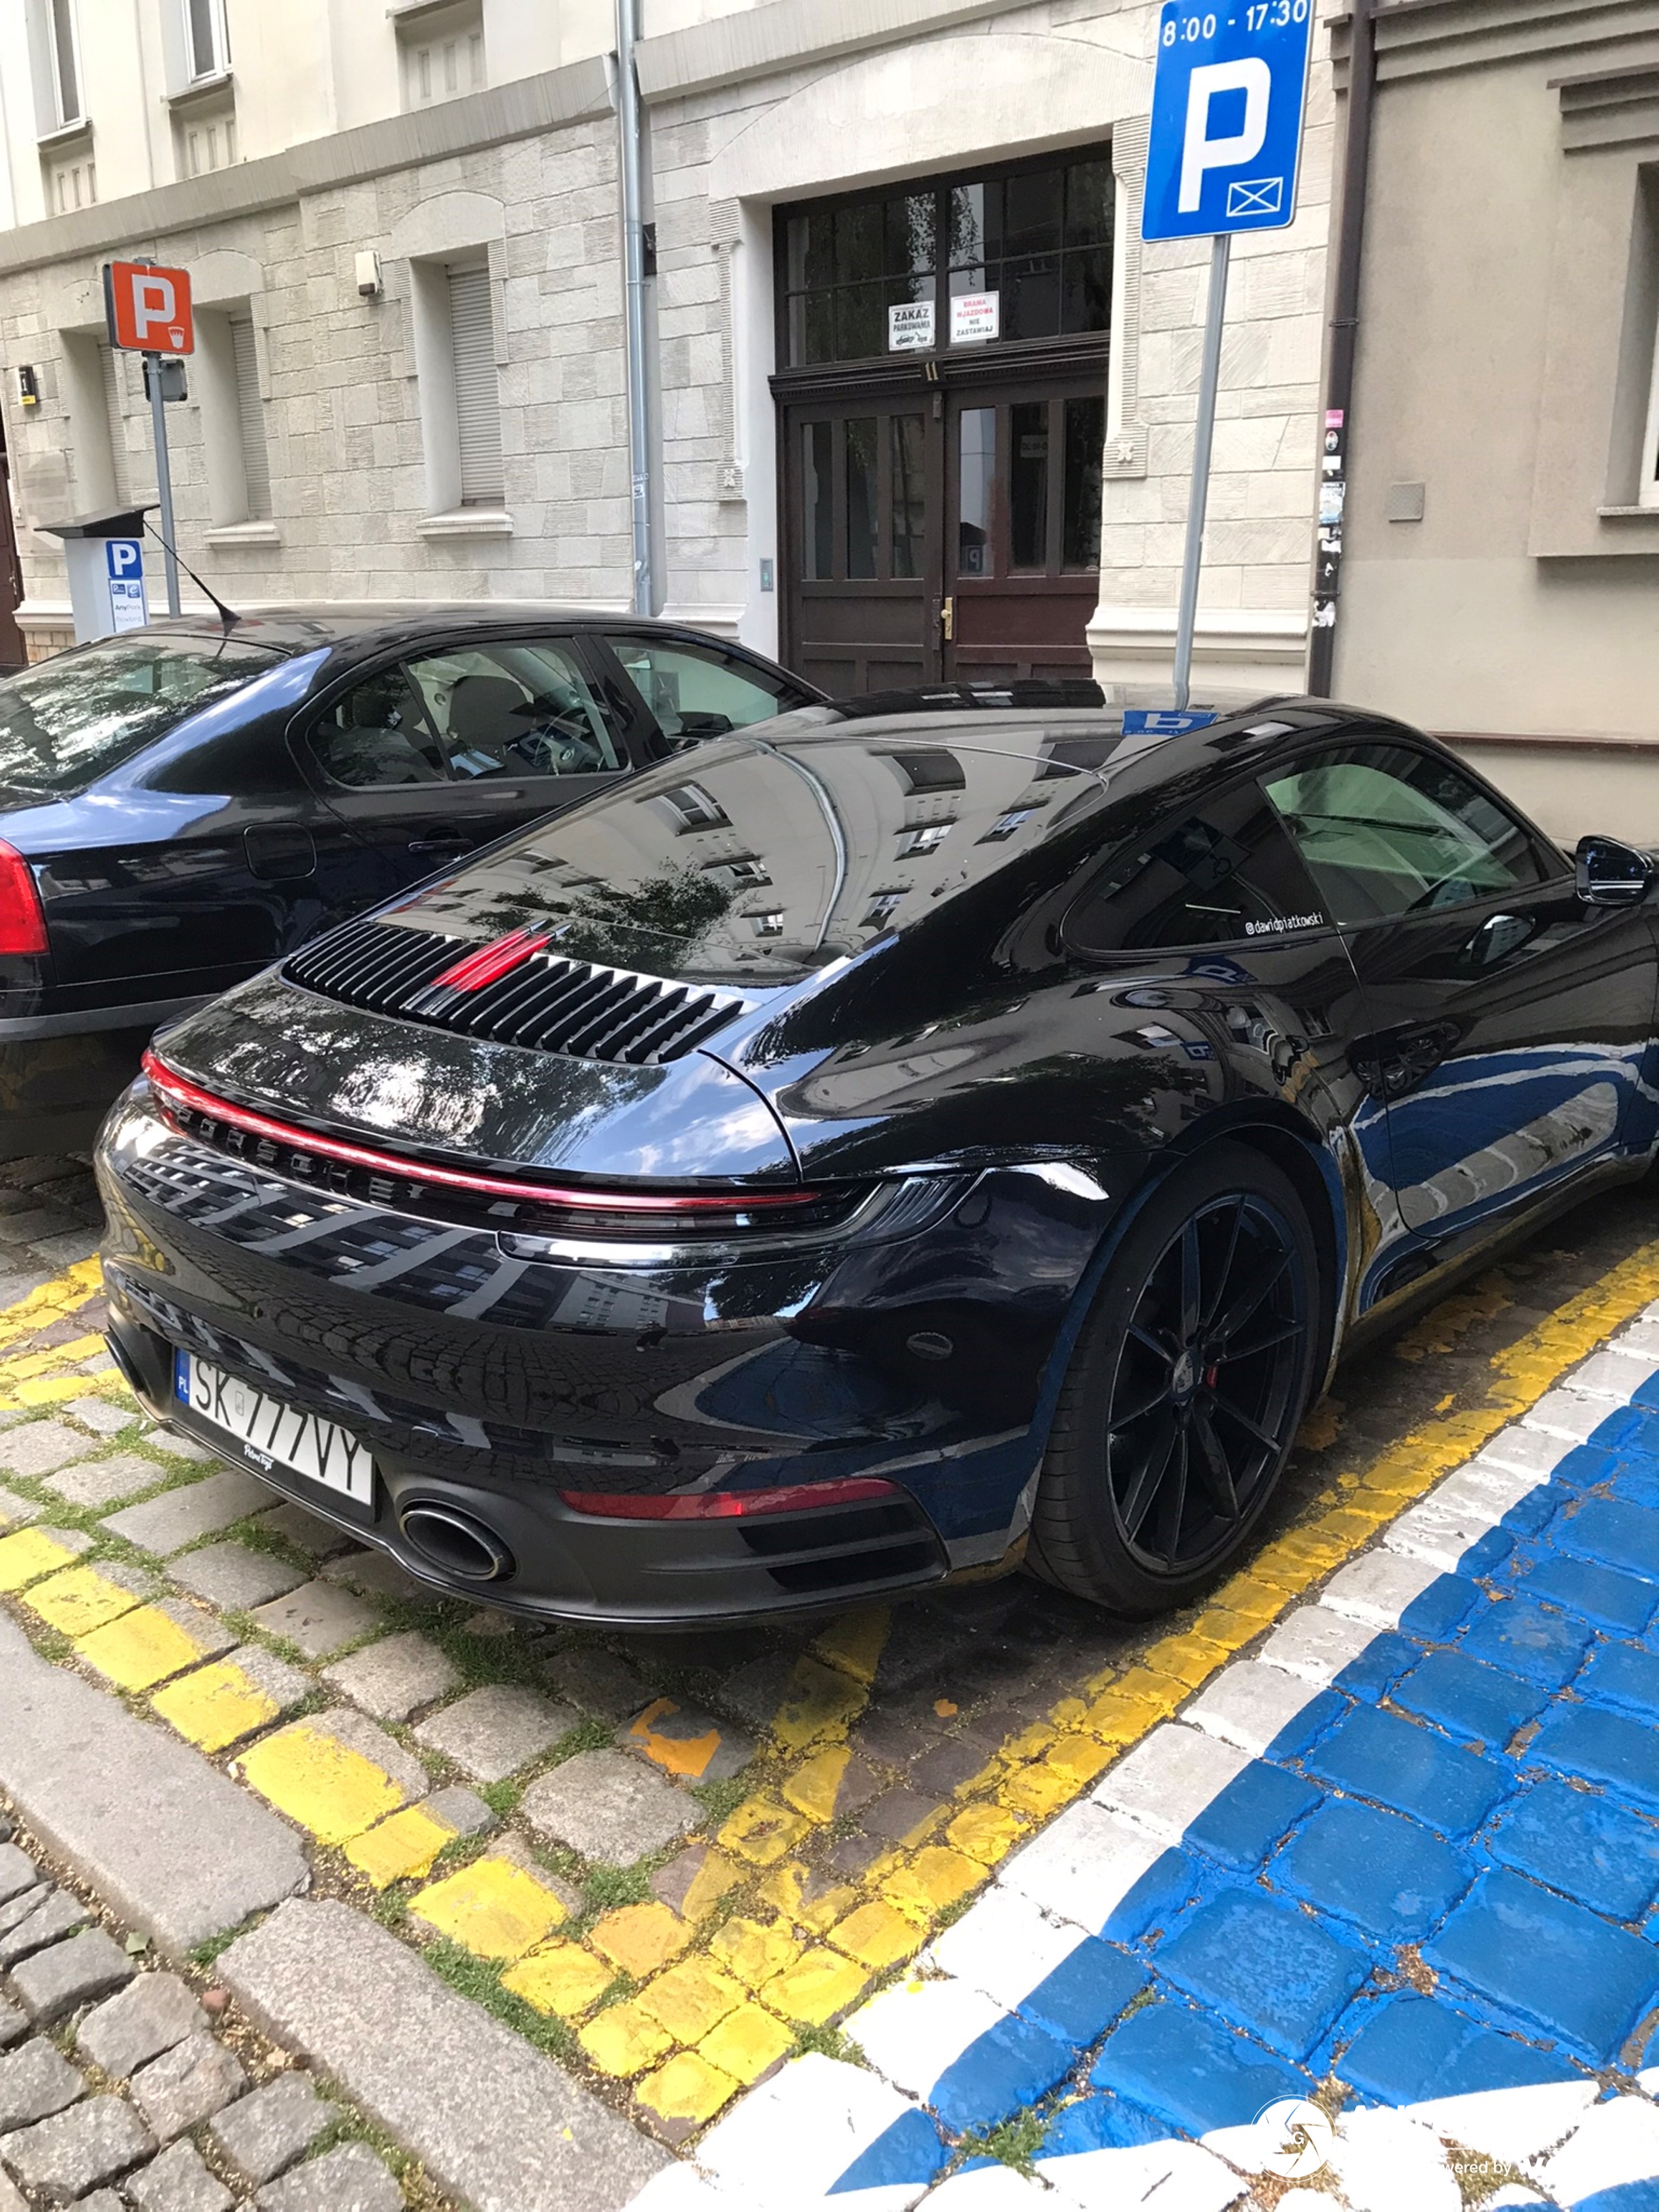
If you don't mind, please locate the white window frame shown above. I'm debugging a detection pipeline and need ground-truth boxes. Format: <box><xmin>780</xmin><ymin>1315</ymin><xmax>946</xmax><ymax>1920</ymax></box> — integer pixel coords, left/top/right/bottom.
<box><xmin>1641</xmin><ymin>305</ymin><xmax>1659</xmax><ymax>511</ymax></box>
<box><xmin>46</xmin><ymin>0</ymin><xmax>83</xmax><ymax>127</ymax></box>
<box><xmin>409</xmin><ymin>251</ymin><xmax>506</xmax><ymax>519</ymax></box>
<box><xmin>182</xmin><ymin>0</ymin><xmax>229</xmax><ymax>83</ymax></box>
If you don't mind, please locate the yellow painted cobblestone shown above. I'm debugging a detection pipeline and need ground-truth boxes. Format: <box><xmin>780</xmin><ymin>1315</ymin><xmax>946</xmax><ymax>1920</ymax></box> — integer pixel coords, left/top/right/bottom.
<box><xmin>409</xmin><ymin>1858</ymin><xmax>567</xmax><ymax>1961</ymax></box>
<box><xmin>707</xmin><ymin>1917</ymin><xmax>799</xmax><ymax>1991</ymax></box>
<box><xmin>345</xmin><ymin>1805</ymin><xmax>457</xmax><ymax>1889</ymax></box>
<box><xmin>882</xmin><ymin>1845</ymin><xmax>981</xmax><ymax>1923</ymax></box>
<box><xmin>73</xmin><ymin>1605</ymin><xmax>216</xmax><ymax>1692</ymax></box>
<box><xmin>578</xmin><ymin>2002</ymin><xmax>673</xmax><ymax>2078</ymax></box>
<box><xmin>238</xmin><ymin>1722</ymin><xmax>411</xmax><ymax>1846</ymax></box>
<box><xmin>590</xmin><ymin>1902</ymin><xmax>691</xmax><ymax>1978</ymax></box>
<box><xmin>24</xmin><ymin>1567</ymin><xmax>144</xmax><ymax>1637</ymax></box>
<box><xmin>780</xmin><ymin>1744</ymin><xmax>851</xmax><ymax>1824</ymax></box>
<box><xmin>151</xmin><ymin>1658</ymin><xmax>282</xmax><ymax>1752</ymax></box>
<box><xmin>946</xmin><ymin>1802</ymin><xmax>1029</xmax><ymax>1865</ymax></box>
<box><xmin>717</xmin><ymin>1796</ymin><xmax>811</xmax><ymax>1867</ymax></box>
<box><xmin>634</xmin><ymin>1957</ymin><xmax>746</xmax><ymax>2043</ymax></box>
<box><xmin>0</xmin><ymin>1529</ymin><xmax>82</xmax><ymax>1590</ymax></box>
<box><xmin>828</xmin><ymin>1899</ymin><xmax>924</xmax><ymax>1970</ymax></box>
<box><xmin>760</xmin><ymin>1946</ymin><xmax>869</xmax><ymax>2025</ymax></box>
<box><xmin>696</xmin><ymin>2004</ymin><xmax>794</xmax><ymax>2085</ymax></box>
<box><xmin>502</xmin><ymin>1941</ymin><xmax>614</xmax><ymax>2017</ymax></box>
<box><xmin>634</xmin><ymin>2050</ymin><xmax>739</xmax><ymax>2125</ymax></box>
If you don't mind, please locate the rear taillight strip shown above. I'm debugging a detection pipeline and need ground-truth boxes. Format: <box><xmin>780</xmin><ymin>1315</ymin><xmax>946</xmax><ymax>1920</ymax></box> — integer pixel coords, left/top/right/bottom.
<box><xmin>558</xmin><ymin>1477</ymin><xmax>901</xmax><ymax>1520</ymax></box>
<box><xmin>140</xmin><ymin>1050</ymin><xmax>822</xmax><ymax>1219</ymax></box>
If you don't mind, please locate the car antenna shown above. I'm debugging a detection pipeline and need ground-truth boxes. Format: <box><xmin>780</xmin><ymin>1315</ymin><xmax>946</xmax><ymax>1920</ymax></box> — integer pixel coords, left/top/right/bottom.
<box><xmin>140</xmin><ymin>519</ymin><xmax>240</xmax><ymax>636</ymax></box>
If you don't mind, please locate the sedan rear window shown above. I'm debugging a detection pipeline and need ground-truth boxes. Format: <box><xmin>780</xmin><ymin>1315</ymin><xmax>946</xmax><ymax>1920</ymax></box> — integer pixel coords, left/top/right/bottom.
<box><xmin>0</xmin><ymin>634</ymin><xmax>282</xmax><ymax>793</ymax></box>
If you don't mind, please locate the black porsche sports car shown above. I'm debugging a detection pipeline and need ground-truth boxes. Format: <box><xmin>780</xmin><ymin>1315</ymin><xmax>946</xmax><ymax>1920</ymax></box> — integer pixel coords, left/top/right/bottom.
<box><xmin>94</xmin><ymin>689</ymin><xmax>1659</xmax><ymax>1624</ymax></box>
<box><xmin>0</xmin><ymin>606</ymin><xmax>817</xmax><ymax>1157</ymax></box>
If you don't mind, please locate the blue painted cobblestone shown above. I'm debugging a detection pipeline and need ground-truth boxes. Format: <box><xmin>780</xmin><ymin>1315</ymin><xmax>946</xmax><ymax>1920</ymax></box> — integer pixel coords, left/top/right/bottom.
<box><xmin>673</xmin><ymin>1333</ymin><xmax>1659</xmax><ymax>2209</ymax></box>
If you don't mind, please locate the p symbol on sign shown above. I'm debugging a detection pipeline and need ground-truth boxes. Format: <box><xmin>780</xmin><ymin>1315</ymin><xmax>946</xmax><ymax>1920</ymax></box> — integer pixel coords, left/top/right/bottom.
<box><xmin>1180</xmin><ymin>58</ymin><xmax>1271</xmax><ymax>213</ymax></box>
<box><xmin>106</xmin><ymin>539</ymin><xmax>143</xmax><ymax>580</ymax></box>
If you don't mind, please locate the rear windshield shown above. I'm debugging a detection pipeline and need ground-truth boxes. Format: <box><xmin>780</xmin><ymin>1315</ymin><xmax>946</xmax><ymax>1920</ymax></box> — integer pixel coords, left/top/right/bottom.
<box><xmin>0</xmin><ymin>634</ymin><xmax>282</xmax><ymax>793</ymax></box>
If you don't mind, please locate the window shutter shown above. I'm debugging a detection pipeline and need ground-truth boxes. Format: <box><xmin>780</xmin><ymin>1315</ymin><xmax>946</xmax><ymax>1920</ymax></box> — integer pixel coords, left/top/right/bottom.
<box><xmin>101</xmin><ymin>345</ymin><xmax>132</xmax><ymax>507</ymax></box>
<box><xmin>229</xmin><ymin>316</ymin><xmax>271</xmax><ymax>520</ymax></box>
<box><xmin>447</xmin><ymin>263</ymin><xmax>503</xmax><ymax>508</ymax></box>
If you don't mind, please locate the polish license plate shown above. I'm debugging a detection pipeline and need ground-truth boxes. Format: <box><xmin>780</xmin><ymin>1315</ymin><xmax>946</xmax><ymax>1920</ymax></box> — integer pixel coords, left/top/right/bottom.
<box><xmin>174</xmin><ymin>1350</ymin><xmax>375</xmax><ymax>1505</ymax></box>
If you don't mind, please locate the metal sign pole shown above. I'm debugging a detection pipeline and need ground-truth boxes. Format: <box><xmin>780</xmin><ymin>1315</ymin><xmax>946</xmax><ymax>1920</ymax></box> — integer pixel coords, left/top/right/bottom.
<box><xmin>146</xmin><ymin>359</ymin><xmax>181</xmax><ymax>617</ymax></box>
<box><xmin>1172</xmin><ymin>231</ymin><xmax>1230</xmax><ymax>711</ymax></box>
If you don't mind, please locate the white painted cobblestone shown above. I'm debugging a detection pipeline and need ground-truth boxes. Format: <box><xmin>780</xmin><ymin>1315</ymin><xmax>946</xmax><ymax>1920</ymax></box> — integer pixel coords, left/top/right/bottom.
<box><xmin>1259</xmin><ymin>1603</ymin><xmax>1377</xmax><ymax>1685</ymax></box>
<box><xmin>1564</xmin><ymin>1350</ymin><xmax>1659</xmax><ymax>1400</ymax></box>
<box><xmin>693</xmin><ymin>2055</ymin><xmax>926</xmax><ymax>2211</ymax></box>
<box><xmin>1317</xmin><ymin>1547</ymin><xmax>1444</xmax><ymax>1629</ymax></box>
<box><xmin>924</xmin><ymin>1887</ymin><xmax>1085</xmax><ymax>2014</ymax></box>
<box><xmin>1091</xmin><ymin>1724</ymin><xmax>1250</xmax><ymax>1839</ymax></box>
<box><xmin>847</xmin><ymin>1975</ymin><xmax>1002</xmax><ymax>2102</ymax></box>
<box><xmin>996</xmin><ymin>1804</ymin><xmax>1178</xmax><ymax>1934</ymax></box>
<box><xmin>1538</xmin><ymin>2094</ymin><xmax>1659</xmax><ymax>2206</ymax></box>
<box><xmin>1182</xmin><ymin>1660</ymin><xmax>1321</xmax><ymax>1755</ymax></box>
<box><xmin>1516</xmin><ymin>1387</ymin><xmax>1608</xmax><ymax>1444</ymax></box>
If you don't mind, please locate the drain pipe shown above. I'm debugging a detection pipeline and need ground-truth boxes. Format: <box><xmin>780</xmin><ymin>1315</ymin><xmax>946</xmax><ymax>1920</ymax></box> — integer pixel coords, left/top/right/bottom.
<box><xmin>1307</xmin><ymin>0</ymin><xmax>1377</xmax><ymax>697</ymax></box>
<box><xmin>616</xmin><ymin>0</ymin><xmax>654</xmax><ymax>616</ymax></box>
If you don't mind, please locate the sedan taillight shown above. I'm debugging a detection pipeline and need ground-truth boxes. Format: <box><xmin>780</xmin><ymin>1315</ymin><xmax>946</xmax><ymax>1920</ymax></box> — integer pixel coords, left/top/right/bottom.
<box><xmin>558</xmin><ymin>1479</ymin><xmax>902</xmax><ymax>1519</ymax></box>
<box><xmin>0</xmin><ymin>842</ymin><xmax>47</xmax><ymax>957</ymax></box>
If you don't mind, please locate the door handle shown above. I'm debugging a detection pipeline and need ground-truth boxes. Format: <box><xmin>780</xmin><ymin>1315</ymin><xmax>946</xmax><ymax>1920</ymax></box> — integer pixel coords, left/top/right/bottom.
<box><xmin>939</xmin><ymin>596</ymin><xmax>955</xmax><ymax>643</ymax></box>
<box><xmin>408</xmin><ymin>834</ymin><xmax>472</xmax><ymax>855</ymax></box>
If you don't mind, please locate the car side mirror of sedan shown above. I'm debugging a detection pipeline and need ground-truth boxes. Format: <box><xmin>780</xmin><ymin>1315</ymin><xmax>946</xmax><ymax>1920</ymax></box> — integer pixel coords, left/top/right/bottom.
<box><xmin>1576</xmin><ymin>833</ymin><xmax>1656</xmax><ymax>906</ymax></box>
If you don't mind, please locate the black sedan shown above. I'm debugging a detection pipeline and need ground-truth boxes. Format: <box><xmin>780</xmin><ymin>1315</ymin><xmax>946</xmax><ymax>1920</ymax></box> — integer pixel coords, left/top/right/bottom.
<box><xmin>0</xmin><ymin>607</ymin><xmax>818</xmax><ymax>1157</ymax></box>
<box><xmin>94</xmin><ymin>691</ymin><xmax>1659</xmax><ymax>1624</ymax></box>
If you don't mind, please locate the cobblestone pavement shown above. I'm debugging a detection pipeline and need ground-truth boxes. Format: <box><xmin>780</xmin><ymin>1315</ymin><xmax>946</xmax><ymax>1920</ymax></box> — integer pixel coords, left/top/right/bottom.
<box><xmin>0</xmin><ymin>1802</ymin><xmax>421</xmax><ymax>2211</ymax></box>
<box><xmin>5</xmin><ymin>1150</ymin><xmax>1659</xmax><ymax>2207</ymax></box>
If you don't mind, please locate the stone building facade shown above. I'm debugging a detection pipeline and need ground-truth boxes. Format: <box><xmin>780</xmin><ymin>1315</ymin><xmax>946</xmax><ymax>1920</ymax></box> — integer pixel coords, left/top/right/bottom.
<box><xmin>1330</xmin><ymin>0</ymin><xmax>1659</xmax><ymax>843</ymax></box>
<box><xmin>0</xmin><ymin>0</ymin><xmax>1332</xmax><ymax>689</ymax></box>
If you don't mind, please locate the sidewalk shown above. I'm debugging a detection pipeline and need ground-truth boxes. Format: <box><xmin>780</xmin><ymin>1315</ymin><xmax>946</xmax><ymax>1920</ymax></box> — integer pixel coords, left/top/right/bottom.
<box><xmin>0</xmin><ymin>1150</ymin><xmax>1657</xmax><ymax>2212</ymax></box>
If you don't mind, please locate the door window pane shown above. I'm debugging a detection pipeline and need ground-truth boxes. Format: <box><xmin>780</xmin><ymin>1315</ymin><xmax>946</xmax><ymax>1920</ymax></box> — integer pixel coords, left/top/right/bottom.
<box><xmin>1263</xmin><ymin>746</ymin><xmax>1549</xmax><ymax>923</ymax></box>
<box><xmin>959</xmin><ymin>409</ymin><xmax>995</xmax><ymax>577</ymax></box>
<box><xmin>310</xmin><ymin>667</ymin><xmax>448</xmax><ymax>788</ymax></box>
<box><xmin>1069</xmin><ymin>786</ymin><xmax>1329</xmax><ymax>952</ymax></box>
<box><xmin>1010</xmin><ymin>402</ymin><xmax>1049</xmax><ymax>569</ymax></box>
<box><xmin>404</xmin><ymin>643</ymin><xmax>622</xmax><ymax>780</ymax></box>
<box><xmin>784</xmin><ymin>191</ymin><xmax>938</xmax><ymax>366</ymax></box>
<box><xmin>803</xmin><ymin>421</ymin><xmax>833</xmax><ymax>579</ymax></box>
<box><xmin>609</xmin><ymin>636</ymin><xmax>801</xmax><ymax>748</ymax></box>
<box><xmin>846</xmin><ymin>419</ymin><xmax>878</xmax><ymax>580</ymax></box>
<box><xmin>890</xmin><ymin>415</ymin><xmax>926</xmax><ymax>579</ymax></box>
<box><xmin>1063</xmin><ymin>395</ymin><xmax>1104</xmax><ymax>569</ymax></box>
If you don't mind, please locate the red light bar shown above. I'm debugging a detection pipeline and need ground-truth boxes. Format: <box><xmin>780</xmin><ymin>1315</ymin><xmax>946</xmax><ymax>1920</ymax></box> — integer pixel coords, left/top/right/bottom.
<box><xmin>140</xmin><ymin>1050</ymin><xmax>823</xmax><ymax>1218</ymax></box>
<box><xmin>558</xmin><ymin>1477</ymin><xmax>901</xmax><ymax>1520</ymax></box>
<box><xmin>430</xmin><ymin>928</ymin><xmax>551</xmax><ymax>993</ymax></box>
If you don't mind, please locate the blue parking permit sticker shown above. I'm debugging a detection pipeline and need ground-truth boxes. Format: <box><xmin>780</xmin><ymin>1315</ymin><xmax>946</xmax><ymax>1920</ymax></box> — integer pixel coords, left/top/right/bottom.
<box><xmin>173</xmin><ymin>1348</ymin><xmax>189</xmax><ymax>1402</ymax></box>
<box><xmin>1182</xmin><ymin>1039</ymin><xmax>1217</xmax><ymax>1061</ymax></box>
<box><xmin>1122</xmin><ymin>709</ymin><xmax>1219</xmax><ymax>736</ymax></box>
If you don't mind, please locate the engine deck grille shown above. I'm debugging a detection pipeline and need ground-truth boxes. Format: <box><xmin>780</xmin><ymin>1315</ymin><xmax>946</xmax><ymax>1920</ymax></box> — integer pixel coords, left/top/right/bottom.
<box><xmin>284</xmin><ymin>919</ymin><xmax>748</xmax><ymax>1065</ymax></box>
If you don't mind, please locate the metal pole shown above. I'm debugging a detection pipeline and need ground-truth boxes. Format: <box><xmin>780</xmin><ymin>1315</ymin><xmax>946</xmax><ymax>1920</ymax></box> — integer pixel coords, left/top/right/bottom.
<box><xmin>146</xmin><ymin>359</ymin><xmax>180</xmax><ymax>617</ymax></box>
<box><xmin>1307</xmin><ymin>0</ymin><xmax>1377</xmax><ymax>696</ymax></box>
<box><xmin>1172</xmin><ymin>231</ymin><xmax>1230</xmax><ymax>711</ymax></box>
<box><xmin>615</xmin><ymin>0</ymin><xmax>653</xmax><ymax>617</ymax></box>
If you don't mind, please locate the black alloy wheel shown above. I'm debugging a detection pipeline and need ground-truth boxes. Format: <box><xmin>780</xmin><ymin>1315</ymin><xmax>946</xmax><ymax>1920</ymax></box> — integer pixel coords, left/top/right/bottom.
<box><xmin>1028</xmin><ymin>1142</ymin><xmax>1320</xmax><ymax>1616</ymax></box>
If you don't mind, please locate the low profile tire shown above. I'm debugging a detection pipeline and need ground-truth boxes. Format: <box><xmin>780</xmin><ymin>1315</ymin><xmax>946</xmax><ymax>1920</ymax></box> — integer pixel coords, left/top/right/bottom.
<box><xmin>1028</xmin><ymin>1142</ymin><xmax>1321</xmax><ymax>1618</ymax></box>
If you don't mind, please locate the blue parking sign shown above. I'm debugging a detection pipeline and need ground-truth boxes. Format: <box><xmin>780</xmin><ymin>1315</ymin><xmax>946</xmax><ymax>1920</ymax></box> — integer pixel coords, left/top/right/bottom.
<box><xmin>105</xmin><ymin>537</ymin><xmax>148</xmax><ymax>633</ymax></box>
<box><xmin>1142</xmin><ymin>0</ymin><xmax>1313</xmax><ymax>242</ymax></box>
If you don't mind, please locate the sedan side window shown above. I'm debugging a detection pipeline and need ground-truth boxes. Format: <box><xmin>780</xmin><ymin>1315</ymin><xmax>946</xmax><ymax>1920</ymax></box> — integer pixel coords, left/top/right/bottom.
<box><xmin>1067</xmin><ymin>785</ymin><xmax>1329</xmax><ymax>954</ymax></box>
<box><xmin>1262</xmin><ymin>745</ymin><xmax>1549</xmax><ymax>924</ymax></box>
<box><xmin>308</xmin><ymin>667</ymin><xmax>447</xmax><ymax>788</ymax></box>
<box><xmin>405</xmin><ymin>642</ymin><xmax>624</xmax><ymax>780</ymax></box>
<box><xmin>607</xmin><ymin>635</ymin><xmax>806</xmax><ymax>748</ymax></box>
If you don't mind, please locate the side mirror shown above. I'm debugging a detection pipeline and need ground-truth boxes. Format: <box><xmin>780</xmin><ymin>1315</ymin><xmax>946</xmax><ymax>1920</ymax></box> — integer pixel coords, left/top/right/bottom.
<box><xmin>1575</xmin><ymin>834</ymin><xmax>1654</xmax><ymax>906</ymax></box>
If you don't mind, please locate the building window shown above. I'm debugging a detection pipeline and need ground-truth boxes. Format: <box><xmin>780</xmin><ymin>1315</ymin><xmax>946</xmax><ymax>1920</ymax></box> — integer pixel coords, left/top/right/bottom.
<box><xmin>747</xmin><ymin>912</ymin><xmax>784</xmax><ymax>938</ymax></box>
<box><xmin>447</xmin><ymin>262</ymin><xmax>503</xmax><ymax>507</ymax></box>
<box><xmin>229</xmin><ymin>317</ymin><xmax>270</xmax><ymax>521</ymax></box>
<box><xmin>399</xmin><ymin>1</ymin><xmax>484</xmax><ymax>110</ymax></box>
<box><xmin>781</xmin><ymin>150</ymin><xmax>1112</xmax><ymax>368</ymax></box>
<box><xmin>184</xmin><ymin>0</ymin><xmax>228</xmax><ymax>79</ymax></box>
<box><xmin>898</xmin><ymin>822</ymin><xmax>953</xmax><ymax>856</ymax></box>
<box><xmin>658</xmin><ymin>783</ymin><xmax>730</xmax><ymax>831</ymax></box>
<box><xmin>862</xmin><ymin>890</ymin><xmax>908</xmax><ymax>929</ymax></box>
<box><xmin>46</xmin><ymin>0</ymin><xmax>82</xmax><ymax>126</ymax></box>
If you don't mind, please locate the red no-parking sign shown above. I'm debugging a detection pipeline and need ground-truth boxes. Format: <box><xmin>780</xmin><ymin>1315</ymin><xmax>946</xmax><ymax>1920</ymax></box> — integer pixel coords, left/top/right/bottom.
<box><xmin>103</xmin><ymin>259</ymin><xmax>195</xmax><ymax>355</ymax></box>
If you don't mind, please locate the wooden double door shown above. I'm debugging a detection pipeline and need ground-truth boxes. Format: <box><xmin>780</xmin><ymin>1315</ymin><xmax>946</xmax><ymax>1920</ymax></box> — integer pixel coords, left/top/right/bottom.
<box><xmin>780</xmin><ymin>368</ymin><xmax>1106</xmax><ymax>697</ymax></box>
